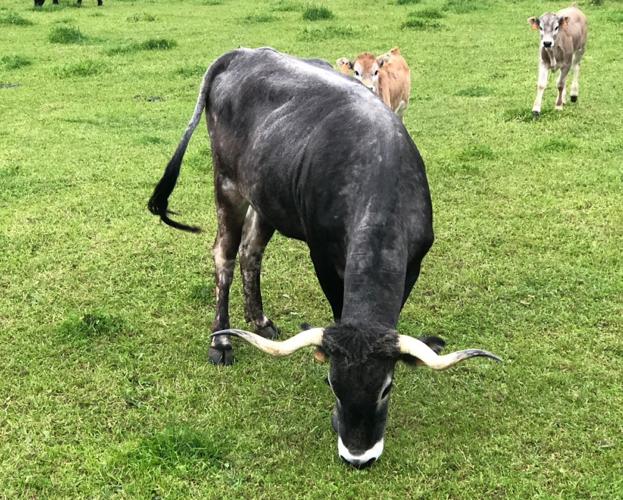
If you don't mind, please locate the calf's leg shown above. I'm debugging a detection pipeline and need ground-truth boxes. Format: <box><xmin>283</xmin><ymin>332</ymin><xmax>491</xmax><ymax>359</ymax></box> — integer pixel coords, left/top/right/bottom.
<box><xmin>555</xmin><ymin>65</ymin><xmax>571</xmax><ymax>110</ymax></box>
<box><xmin>532</xmin><ymin>62</ymin><xmax>549</xmax><ymax>118</ymax></box>
<box><xmin>239</xmin><ymin>207</ymin><xmax>278</xmax><ymax>339</ymax></box>
<box><xmin>570</xmin><ymin>52</ymin><xmax>583</xmax><ymax>103</ymax></box>
<box><xmin>209</xmin><ymin>175</ymin><xmax>248</xmax><ymax>365</ymax></box>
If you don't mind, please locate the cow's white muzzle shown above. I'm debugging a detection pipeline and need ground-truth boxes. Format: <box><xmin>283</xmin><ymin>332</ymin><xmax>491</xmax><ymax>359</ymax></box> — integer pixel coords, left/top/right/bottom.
<box><xmin>338</xmin><ymin>437</ymin><xmax>384</xmax><ymax>469</ymax></box>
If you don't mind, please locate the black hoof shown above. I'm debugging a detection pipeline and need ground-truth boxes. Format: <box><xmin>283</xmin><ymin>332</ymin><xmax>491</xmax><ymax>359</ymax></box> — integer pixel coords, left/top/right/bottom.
<box><xmin>208</xmin><ymin>346</ymin><xmax>234</xmax><ymax>366</ymax></box>
<box><xmin>532</xmin><ymin>111</ymin><xmax>540</xmax><ymax>120</ymax></box>
<box><xmin>256</xmin><ymin>321</ymin><xmax>279</xmax><ymax>340</ymax></box>
<box><xmin>331</xmin><ymin>406</ymin><xmax>339</xmax><ymax>433</ymax></box>
<box><xmin>570</xmin><ymin>95</ymin><xmax>577</xmax><ymax>103</ymax></box>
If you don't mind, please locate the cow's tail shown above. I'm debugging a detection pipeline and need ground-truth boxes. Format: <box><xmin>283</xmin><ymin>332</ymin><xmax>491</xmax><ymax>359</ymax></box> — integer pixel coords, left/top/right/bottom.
<box><xmin>147</xmin><ymin>66</ymin><xmax>214</xmax><ymax>233</ymax></box>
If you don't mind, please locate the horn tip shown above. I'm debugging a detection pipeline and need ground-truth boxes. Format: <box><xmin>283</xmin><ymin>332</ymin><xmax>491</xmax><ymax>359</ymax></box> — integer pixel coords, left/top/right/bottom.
<box><xmin>467</xmin><ymin>349</ymin><xmax>502</xmax><ymax>363</ymax></box>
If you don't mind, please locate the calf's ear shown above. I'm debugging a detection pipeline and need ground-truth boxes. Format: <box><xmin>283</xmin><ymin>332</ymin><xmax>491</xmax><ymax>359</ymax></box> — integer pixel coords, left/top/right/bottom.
<box><xmin>335</xmin><ymin>57</ymin><xmax>353</xmax><ymax>73</ymax></box>
<box><xmin>399</xmin><ymin>336</ymin><xmax>445</xmax><ymax>366</ymax></box>
<box><xmin>527</xmin><ymin>16</ymin><xmax>539</xmax><ymax>30</ymax></box>
<box><xmin>558</xmin><ymin>15</ymin><xmax>569</xmax><ymax>28</ymax></box>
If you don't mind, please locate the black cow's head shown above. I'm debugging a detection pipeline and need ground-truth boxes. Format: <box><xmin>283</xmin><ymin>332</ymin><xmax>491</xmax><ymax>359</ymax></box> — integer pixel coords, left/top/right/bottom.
<box><xmin>213</xmin><ymin>323</ymin><xmax>500</xmax><ymax>468</ymax></box>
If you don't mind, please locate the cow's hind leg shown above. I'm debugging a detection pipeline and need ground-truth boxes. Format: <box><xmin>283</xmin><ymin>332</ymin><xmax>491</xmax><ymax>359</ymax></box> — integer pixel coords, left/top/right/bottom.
<box><xmin>570</xmin><ymin>51</ymin><xmax>584</xmax><ymax>103</ymax></box>
<box><xmin>239</xmin><ymin>207</ymin><xmax>278</xmax><ymax>339</ymax></box>
<box><xmin>209</xmin><ymin>175</ymin><xmax>248</xmax><ymax>366</ymax></box>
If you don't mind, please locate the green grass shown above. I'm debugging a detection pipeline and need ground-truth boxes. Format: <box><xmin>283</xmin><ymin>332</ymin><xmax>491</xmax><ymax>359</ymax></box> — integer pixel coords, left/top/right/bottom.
<box><xmin>302</xmin><ymin>5</ymin><xmax>334</xmax><ymax>21</ymax></box>
<box><xmin>54</xmin><ymin>59</ymin><xmax>106</xmax><ymax>78</ymax></box>
<box><xmin>402</xmin><ymin>17</ymin><xmax>442</xmax><ymax>30</ymax></box>
<box><xmin>48</xmin><ymin>24</ymin><xmax>87</xmax><ymax>43</ymax></box>
<box><xmin>1</xmin><ymin>55</ymin><xmax>32</xmax><ymax>70</ymax></box>
<box><xmin>1</xmin><ymin>0</ymin><xmax>622</xmax><ymax>497</ymax></box>
<box><xmin>126</xmin><ymin>12</ymin><xmax>157</xmax><ymax>22</ymax></box>
<box><xmin>106</xmin><ymin>37</ymin><xmax>177</xmax><ymax>55</ymax></box>
<box><xmin>0</xmin><ymin>11</ymin><xmax>34</xmax><ymax>26</ymax></box>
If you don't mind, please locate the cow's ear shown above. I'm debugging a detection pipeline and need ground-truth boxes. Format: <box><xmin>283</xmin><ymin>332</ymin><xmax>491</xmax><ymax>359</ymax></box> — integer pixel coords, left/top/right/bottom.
<box><xmin>528</xmin><ymin>16</ymin><xmax>540</xmax><ymax>30</ymax></box>
<box><xmin>558</xmin><ymin>15</ymin><xmax>569</xmax><ymax>28</ymax></box>
<box><xmin>399</xmin><ymin>336</ymin><xmax>445</xmax><ymax>366</ymax></box>
<box><xmin>314</xmin><ymin>347</ymin><xmax>328</xmax><ymax>363</ymax></box>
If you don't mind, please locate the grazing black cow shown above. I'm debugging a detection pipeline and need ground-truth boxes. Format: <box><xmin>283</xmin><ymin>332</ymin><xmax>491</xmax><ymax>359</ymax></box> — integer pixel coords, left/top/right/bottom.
<box><xmin>148</xmin><ymin>48</ymin><xmax>500</xmax><ymax>468</ymax></box>
<box><xmin>34</xmin><ymin>0</ymin><xmax>103</xmax><ymax>6</ymax></box>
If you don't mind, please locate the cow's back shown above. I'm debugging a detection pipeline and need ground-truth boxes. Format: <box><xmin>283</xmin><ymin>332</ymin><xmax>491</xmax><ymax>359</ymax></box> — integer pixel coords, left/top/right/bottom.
<box><xmin>206</xmin><ymin>48</ymin><xmax>428</xmax><ymax>243</ymax></box>
<box><xmin>558</xmin><ymin>6</ymin><xmax>587</xmax><ymax>52</ymax></box>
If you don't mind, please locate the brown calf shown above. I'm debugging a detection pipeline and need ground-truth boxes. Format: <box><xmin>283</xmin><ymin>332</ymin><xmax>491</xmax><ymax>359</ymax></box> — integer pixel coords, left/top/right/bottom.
<box><xmin>336</xmin><ymin>47</ymin><xmax>411</xmax><ymax>119</ymax></box>
<box><xmin>528</xmin><ymin>6</ymin><xmax>587</xmax><ymax>118</ymax></box>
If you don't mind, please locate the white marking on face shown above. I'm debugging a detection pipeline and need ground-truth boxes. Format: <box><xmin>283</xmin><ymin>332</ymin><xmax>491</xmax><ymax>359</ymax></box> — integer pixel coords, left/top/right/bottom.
<box><xmin>338</xmin><ymin>437</ymin><xmax>384</xmax><ymax>465</ymax></box>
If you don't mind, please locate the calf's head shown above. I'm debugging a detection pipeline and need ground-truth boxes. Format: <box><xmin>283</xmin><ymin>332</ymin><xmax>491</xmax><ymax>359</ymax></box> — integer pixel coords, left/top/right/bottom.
<box><xmin>213</xmin><ymin>324</ymin><xmax>500</xmax><ymax>468</ymax></box>
<box><xmin>528</xmin><ymin>13</ymin><xmax>569</xmax><ymax>49</ymax></box>
<box><xmin>335</xmin><ymin>52</ymin><xmax>385</xmax><ymax>93</ymax></box>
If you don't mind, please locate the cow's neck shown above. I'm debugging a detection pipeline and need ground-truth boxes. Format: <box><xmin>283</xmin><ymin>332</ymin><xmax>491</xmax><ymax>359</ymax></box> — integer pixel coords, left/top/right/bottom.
<box><xmin>340</xmin><ymin>216</ymin><xmax>408</xmax><ymax>328</ymax></box>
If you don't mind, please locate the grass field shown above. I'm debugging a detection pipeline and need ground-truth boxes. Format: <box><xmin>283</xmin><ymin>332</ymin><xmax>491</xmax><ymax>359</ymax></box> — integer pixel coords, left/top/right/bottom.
<box><xmin>1</xmin><ymin>0</ymin><xmax>622</xmax><ymax>497</ymax></box>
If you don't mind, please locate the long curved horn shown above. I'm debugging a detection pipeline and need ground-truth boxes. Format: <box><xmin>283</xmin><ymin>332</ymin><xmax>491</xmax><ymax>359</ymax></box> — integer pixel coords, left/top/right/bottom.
<box><xmin>212</xmin><ymin>328</ymin><xmax>324</xmax><ymax>357</ymax></box>
<box><xmin>399</xmin><ymin>335</ymin><xmax>501</xmax><ymax>370</ymax></box>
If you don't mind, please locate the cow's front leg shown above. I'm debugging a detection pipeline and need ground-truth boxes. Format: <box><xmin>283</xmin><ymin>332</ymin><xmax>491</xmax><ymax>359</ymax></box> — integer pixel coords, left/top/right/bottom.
<box><xmin>532</xmin><ymin>62</ymin><xmax>549</xmax><ymax>119</ymax></box>
<box><xmin>555</xmin><ymin>65</ymin><xmax>571</xmax><ymax>110</ymax></box>
<box><xmin>209</xmin><ymin>176</ymin><xmax>247</xmax><ymax>366</ymax></box>
<box><xmin>239</xmin><ymin>207</ymin><xmax>278</xmax><ymax>339</ymax></box>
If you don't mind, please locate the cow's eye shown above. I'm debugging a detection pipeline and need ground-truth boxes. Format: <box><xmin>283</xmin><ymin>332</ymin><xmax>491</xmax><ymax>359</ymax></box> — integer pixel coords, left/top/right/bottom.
<box><xmin>554</xmin><ymin>26</ymin><xmax>559</xmax><ymax>31</ymax></box>
<box><xmin>374</xmin><ymin>70</ymin><xmax>379</xmax><ymax>76</ymax></box>
<box><xmin>381</xmin><ymin>382</ymin><xmax>393</xmax><ymax>399</ymax></box>
<box><xmin>354</xmin><ymin>70</ymin><xmax>360</xmax><ymax>76</ymax></box>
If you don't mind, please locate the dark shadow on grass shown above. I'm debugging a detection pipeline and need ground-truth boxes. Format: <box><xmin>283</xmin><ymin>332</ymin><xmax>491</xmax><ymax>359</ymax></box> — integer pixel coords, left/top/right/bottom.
<box><xmin>272</xmin><ymin>0</ymin><xmax>303</xmax><ymax>11</ymax></box>
<box><xmin>106</xmin><ymin>38</ymin><xmax>176</xmax><ymax>55</ymax></box>
<box><xmin>439</xmin><ymin>162</ymin><xmax>483</xmax><ymax>177</ymax></box>
<box><xmin>174</xmin><ymin>64</ymin><xmax>206</xmax><ymax>78</ymax></box>
<box><xmin>443</xmin><ymin>0</ymin><xmax>488</xmax><ymax>14</ymax></box>
<box><xmin>109</xmin><ymin>426</ymin><xmax>231</xmax><ymax>477</ymax></box>
<box><xmin>54</xmin><ymin>59</ymin><xmax>106</xmax><ymax>78</ymax></box>
<box><xmin>1</xmin><ymin>55</ymin><xmax>32</xmax><ymax>70</ymax></box>
<box><xmin>401</xmin><ymin>17</ymin><xmax>443</xmax><ymax>30</ymax></box>
<box><xmin>244</xmin><ymin>13</ymin><xmax>278</xmax><ymax>23</ymax></box>
<box><xmin>455</xmin><ymin>85</ymin><xmax>492</xmax><ymax>97</ymax></box>
<box><xmin>190</xmin><ymin>283</ymin><xmax>213</xmax><ymax>305</ymax></box>
<box><xmin>396</xmin><ymin>0</ymin><xmax>422</xmax><ymax>5</ymax></box>
<box><xmin>458</xmin><ymin>144</ymin><xmax>495</xmax><ymax>161</ymax></box>
<box><xmin>298</xmin><ymin>25</ymin><xmax>355</xmax><ymax>41</ymax></box>
<box><xmin>411</xmin><ymin>7</ymin><xmax>445</xmax><ymax>19</ymax></box>
<box><xmin>0</xmin><ymin>165</ymin><xmax>21</xmax><ymax>179</ymax></box>
<box><xmin>59</xmin><ymin>312</ymin><xmax>128</xmax><ymax>341</ymax></box>
<box><xmin>127</xmin><ymin>12</ymin><xmax>157</xmax><ymax>22</ymax></box>
<box><xmin>0</xmin><ymin>12</ymin><xmax>34</xmax><ymax>26</ymax></box>
<box><xmin>302</xmin><ymin>5</ymin><xmax>334</xmax><ymax>21</ymax></box>
<box><xmin>138</xmin><ymin>135</ymin><xmax>166</xmax><ymax>145</ymax></box>
<box><xmin>48</xmin><ymin>24</ymin><xmax>87</xmax><ymax>44</ymax></box>
<box><xmin>539</xmin><ymin>138</ymin><xmax>576</xmax><ymax>153</ymax></box>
